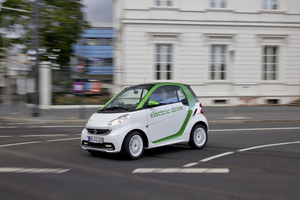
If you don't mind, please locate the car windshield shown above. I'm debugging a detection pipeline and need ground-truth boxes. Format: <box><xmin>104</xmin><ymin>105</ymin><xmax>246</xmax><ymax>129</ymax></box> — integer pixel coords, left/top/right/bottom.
<box><xmin>99</xmin><ymin>84</ymin><xmax>154</xmax><ymax>112</ymax></box>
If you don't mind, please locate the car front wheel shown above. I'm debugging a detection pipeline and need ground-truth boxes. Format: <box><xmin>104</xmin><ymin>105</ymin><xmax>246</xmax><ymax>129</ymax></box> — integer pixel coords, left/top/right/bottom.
<box><xmin>122</xmin><ymin>132</ymin><xmax>144</xmax><ymax>159</ymax></box>
<box><xmin>188</xmin><ymin>124</ymin><xmax>207</xmax><ymax>149</ymax></box>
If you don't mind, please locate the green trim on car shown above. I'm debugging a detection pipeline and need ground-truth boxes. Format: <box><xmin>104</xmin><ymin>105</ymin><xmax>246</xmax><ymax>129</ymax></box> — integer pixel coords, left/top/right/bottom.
<box><xmin>153</xmin><ymin>110</ymin><xmax>193</xmax><ymax>144</ymax></box>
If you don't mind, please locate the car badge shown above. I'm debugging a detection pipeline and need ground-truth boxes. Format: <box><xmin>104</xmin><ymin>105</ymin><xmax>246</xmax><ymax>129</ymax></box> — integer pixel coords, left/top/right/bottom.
<box><xmin>94</xmin><ymin>129</ymin><xmax>97</xmax><ymax>134</ymax></box>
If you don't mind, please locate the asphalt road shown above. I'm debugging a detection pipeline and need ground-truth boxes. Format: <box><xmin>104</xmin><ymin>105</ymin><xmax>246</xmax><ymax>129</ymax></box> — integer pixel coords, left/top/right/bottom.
<box><xmin>0</xmin><ymin>120</ymin><xmax>299</xmax><ymax>200</ymax></box>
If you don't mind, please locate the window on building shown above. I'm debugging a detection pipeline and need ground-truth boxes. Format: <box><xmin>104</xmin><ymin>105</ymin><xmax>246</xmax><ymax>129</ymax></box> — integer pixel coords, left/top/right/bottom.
<box><xmin>86</xmin><ymin>38</ymin><xmax>98</xmax><ymax>46</ymax></box>
<box><xmin>210</xmin><ymin>45</ymin><xmax>227</xmax><ymax>80</ymax></box>
<box><xmin>155</xmin><ymin>0</ymin><xmax>172</xmax><ymax>6</ymax></box>
<box><xmin>263</xmin><ymin>46</ymin><xmax>278</xmax><ymax>80</ymax></box>
<box><xmin>210</xmin><ymin>0</ymin><xmax>227</xmax><ymax>8</ymax></box>
<box><xmin>262</xmin><ymin>0</ymin><xmax>278</xmax><ymax>10</ymax></box>
<box><xmin>155</xmin><ymin>44</ymin><xmax>172</xmax><ymax>80</ymax></box>
<box><xmin>99</xmin><ymin>38</ymin><xmax>114</xmax><ymax>46</ymax></box>
<box><xmin>105</xmin><ymin>58</ymin><xmax>113</xmax><ymax>66</ymax></box>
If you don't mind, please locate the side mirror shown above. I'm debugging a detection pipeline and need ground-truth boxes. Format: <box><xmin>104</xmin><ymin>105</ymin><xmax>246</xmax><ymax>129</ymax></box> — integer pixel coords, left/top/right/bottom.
<box><xmin>148</xmin><ymin>100</ymin><xmax>160</xmax><ymax>107</ymax></box>
<box><xmin>181</xmin><ymin>98</ymin><xmax>189</xmax><ymax>106</ymax></box>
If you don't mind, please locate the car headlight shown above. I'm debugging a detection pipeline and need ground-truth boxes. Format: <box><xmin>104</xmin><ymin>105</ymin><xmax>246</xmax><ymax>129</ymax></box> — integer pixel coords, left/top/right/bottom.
<box><xmin>86</xmin><ymin>118</ymin><xmax>91</xmax><ymax>125</ymax></box>
<box><xmin>108</xmin><ymin>114</ymin><xmax>129</xmax><ymax>126</ymax></box>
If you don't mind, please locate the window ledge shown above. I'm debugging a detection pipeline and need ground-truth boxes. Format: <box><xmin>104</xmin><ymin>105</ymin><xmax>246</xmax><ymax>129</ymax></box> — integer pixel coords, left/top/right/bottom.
<box><xmin>206</xmin><ymin>8</ymin><xmax>233</xmax><ymax>12</ymax></box>
<box><xmin>259</xmin><ymin>81</ymin><xmax>281</xmax><ymax>84</ymax></box>
<box><xmin>208</xmin><ymin>80</ymin><xmax>229</xmax><ymax>83</ymax></box>
<box><xmin>259</xmin><ymin>9</ymin><xmax>286</xmax><ymax>14</ymax></box>
<box><xmin>150</xmin><ymin>6</ymin><xmax>179</xmax><ymax>11</ymax></box>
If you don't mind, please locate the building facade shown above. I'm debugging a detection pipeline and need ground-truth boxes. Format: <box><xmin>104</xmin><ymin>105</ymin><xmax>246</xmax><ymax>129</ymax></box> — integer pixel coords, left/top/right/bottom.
<box><xmin>73</xmin><ymin>22</ymin><xmax>114</xmax><ymax>83</ymax></box>
<box><xmin>113</xmin><ymin>0</ymin><xmax>300</xmax><ymax>106</ymax></box>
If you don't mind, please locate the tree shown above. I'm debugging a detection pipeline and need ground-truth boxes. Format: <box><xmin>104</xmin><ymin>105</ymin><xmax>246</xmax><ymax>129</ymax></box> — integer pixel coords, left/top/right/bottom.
<box><xmin>0</xmin><ymin>0</ymin><xmax>89</xmax><ymax>66</ymax></box>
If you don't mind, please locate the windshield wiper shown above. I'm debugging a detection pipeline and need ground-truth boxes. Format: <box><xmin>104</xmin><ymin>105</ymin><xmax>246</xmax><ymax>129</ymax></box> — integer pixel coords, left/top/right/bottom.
<box><xmin>103</xmin><ymin>106</ymin><xmax>129</xmax><ymax>111</ymax></box>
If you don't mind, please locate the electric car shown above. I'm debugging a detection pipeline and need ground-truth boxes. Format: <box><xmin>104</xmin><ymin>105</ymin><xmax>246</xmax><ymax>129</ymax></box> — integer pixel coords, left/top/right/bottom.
<box><xmin>81</xmin><ymin>83</ymin><xmax>208</xmax><ymax>159</ymax></box>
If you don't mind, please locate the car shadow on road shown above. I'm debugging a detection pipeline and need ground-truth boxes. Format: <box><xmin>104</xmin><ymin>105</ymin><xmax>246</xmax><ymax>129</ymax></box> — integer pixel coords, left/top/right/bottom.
<box><xmin>86</xmin><ymin>143</ymin><xmax>193</xmax><ymax>160</ymax></box>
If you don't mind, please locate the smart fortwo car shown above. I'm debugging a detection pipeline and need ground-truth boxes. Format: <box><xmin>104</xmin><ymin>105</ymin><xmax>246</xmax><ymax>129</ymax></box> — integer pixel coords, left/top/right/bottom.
<box><xmin>81</xmin><ymin>83</ymin><xmax>208</xmax><ymax>159</ymax></box>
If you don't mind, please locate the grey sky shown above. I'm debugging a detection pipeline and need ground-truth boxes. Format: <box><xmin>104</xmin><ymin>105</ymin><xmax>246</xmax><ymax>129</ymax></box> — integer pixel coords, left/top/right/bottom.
<box><xmin>81</xmin><ymin>0</ymin><xmax>113</xmax><ymax>22</ymax></box>
<box><xmin>0</xmin><ymin>0</ymin><xmax>113</xmax><ymax>23</ymax></box>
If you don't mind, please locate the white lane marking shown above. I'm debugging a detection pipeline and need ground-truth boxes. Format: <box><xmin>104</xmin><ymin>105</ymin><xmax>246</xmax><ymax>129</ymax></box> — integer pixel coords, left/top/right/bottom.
<box><xmin>0</xmin><ymin>126</ymin><xmax>299</xmax><ymax>131</ymax></box>
<box><xmin>0</xmin><ymin>138</ymin><xmax>79</xmax><ymax>148</ymax></box>
<box><xmin>6</xmin><ymin>122</ymin><xmax>46</xmax><ymax>125</ymax></box>
<box><xmin>29</xmin><ymin>125</ymin><xmax>83</xmax><ymax>128</ymax></box>
<box><xmin>209</xmin><ymin>127</ymin><xmax>300</xmax><ymax>132</ymax></box>
<box><xmin>0</xmin><ymin>141</ymin><xmax>42</xmax><ymax>148</ymax></box>
<box><xmin>200</xmin><ymin>152</ymin><xmax>235</xmax><ymax>163</ymax></box>
<box><xmin>183</xmin><ymin>140</ymin><xmax>300</xmax><ymax>167</ymax></box>
<box><xmin>0</xmin><ymin>167</ymin><xmax>70</xmax><ymax>174</ymax></box>
<box><xmin>0</xmin><ymin>136</ymin><xmax>12</xmax><ymax>138</ymax></box>
<box><xmin>238</xmin><ymin>141</ymin><xmax>300</xmax><ymax>152</ymax></box>
<box><xmin>132</xmin><ymin>168</ymin><xmax>230</xmax><ymax>173</ymax></box>
<box><xmin>20</xmin><ymin>134</ymin><xmax>69</xmax><ymax>137</ymax></box>
<box><xmin>6</xmin><ymin>123</ymin><xmax>27</xmax><ymax>125</ymax></box>
<box><xmin>183</xmin><ymin>162</ymin><xmax>199</xmax><ymax>168</ymax></box>
<box><xmin>46</xmin><ymin>137</ymin><xmax>80</xmax><ymax>142</ymax></box>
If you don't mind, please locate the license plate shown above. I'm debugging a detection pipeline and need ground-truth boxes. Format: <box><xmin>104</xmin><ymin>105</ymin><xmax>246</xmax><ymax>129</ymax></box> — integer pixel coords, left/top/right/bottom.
<box><xmin>89</xmin><ymin>136</ymin><xmax>104</xmax><ymax>143</ymax></box>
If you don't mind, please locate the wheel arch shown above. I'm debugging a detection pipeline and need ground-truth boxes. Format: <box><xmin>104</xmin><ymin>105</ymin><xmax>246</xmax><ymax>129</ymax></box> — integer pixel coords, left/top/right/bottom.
<box><xmin>122</xmin><ymin>129</ymin><xmax>149</xmax><ymax>149</ymax></box>
<box><xmin>192</xmin><ymin>121</ymin><xmax>208</xmax><ymax>133</ymax></box>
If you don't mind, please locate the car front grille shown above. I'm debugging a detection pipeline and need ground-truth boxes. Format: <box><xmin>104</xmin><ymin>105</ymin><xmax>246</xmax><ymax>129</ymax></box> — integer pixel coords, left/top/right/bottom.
<box><xmin>87</xmin><ymin>128</ymin><xmax>111</xmax><ymax>135</ymax></box>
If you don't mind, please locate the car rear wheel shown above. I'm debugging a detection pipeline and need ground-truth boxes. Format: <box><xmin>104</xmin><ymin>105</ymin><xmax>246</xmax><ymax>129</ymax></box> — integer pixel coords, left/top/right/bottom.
<box><xmin>188</xmin><ymin>124</ymin><xmax>207</xmax><ymax>149</ymax></box>
<box><xmin>122</xmin><ymin>132</ymin><xmax>144</xmax><ymax>159</ymax></box>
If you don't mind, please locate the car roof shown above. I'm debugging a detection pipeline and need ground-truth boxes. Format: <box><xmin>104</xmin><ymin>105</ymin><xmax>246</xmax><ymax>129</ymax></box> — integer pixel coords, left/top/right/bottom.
<box><xmin>129</xmin><ymin>82</ymin><xmax>189</xmax><ymax>88</ymax></box>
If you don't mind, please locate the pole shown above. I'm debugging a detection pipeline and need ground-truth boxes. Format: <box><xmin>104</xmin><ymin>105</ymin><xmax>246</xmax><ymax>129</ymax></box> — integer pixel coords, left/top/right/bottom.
<box><xmin>32</xmin><ymin>0</ymin><xmax>39</xmax><ymax>117</ymax></box>
<box><xmin>228</xmin><ymin>50</ymin><xmax>235</xmax><ymax>116</ymax></box>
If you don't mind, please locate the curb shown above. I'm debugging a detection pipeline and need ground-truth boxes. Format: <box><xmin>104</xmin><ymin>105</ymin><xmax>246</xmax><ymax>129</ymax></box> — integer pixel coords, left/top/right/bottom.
<box><xmin>0</xmin><ymin>116</ymin><xmax>87</xmax><ymax>124</ymax></box>
<box><xmin>1</xmin><ymin>115</ymin><xmax>300</xmax><ymax>124</ymax></box>
<box><xmin>208</xmin><ymin>119</ymin><xmax>300</xmax><ymax>124</ymax></box>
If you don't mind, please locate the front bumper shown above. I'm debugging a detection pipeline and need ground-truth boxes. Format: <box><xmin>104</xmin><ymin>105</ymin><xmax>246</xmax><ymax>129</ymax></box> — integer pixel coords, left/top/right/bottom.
<box><xmin>81</xmin><ymin>128</ymin><xmax>123</xmax><ymax>153</ymax></box>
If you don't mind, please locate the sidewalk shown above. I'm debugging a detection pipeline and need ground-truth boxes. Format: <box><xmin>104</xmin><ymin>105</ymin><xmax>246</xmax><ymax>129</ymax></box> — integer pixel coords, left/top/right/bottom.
<box><xmin>0</xmin><ymin>103</ymin><xmax>300</xmax><ymax>124</ymax></box>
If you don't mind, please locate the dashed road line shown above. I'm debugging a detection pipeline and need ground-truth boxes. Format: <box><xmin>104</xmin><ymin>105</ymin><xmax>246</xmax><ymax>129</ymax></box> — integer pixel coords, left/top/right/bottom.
<box><xmin>0</xmin><ymin>167</ymin><xmax>70</xmax><ymax>174</ymax></box>
<box><xmin>46</xmin><ymin>138</ymin><xmax>80</xmax><ymax>142</ymax></box>
<box><xmin>238</xmin><ymin>141</ymin><xmax>300</xmax><ymax>152</ymax></box>
<box><xmin>132</xmin><ymin>168</ymin><xmax>230</xmax><ymax>173</ymax></box>
<box><xmin>0</xmin><ymin>138</ymin><xmax>80</xmax><ymax>148</ymax></box>
<box><xmin>183</xmin><ymin>140</ymin><xmax>300</xmax><ymax>167</ymax></box>
<box><xmin>200</xmin><ymin>152</ymin><xmax>235</xmax><ymax>163</ymax></box>
<box><xmin>20</xmin><ymin>134</ymin><xmax>69</xmax><ymax>137</ymax></box>
<box><xmin>210</xmin><ymin>127</ymin><xmax>300</xmax><ymax>132</ymax></box>
<box><xmin>28</xmin><ymin>125</ymin><xmax>84</xmax><ymax>128</ymax></box>
<box><xmin>0</xmin><ymin>141</ymin><xmax>42</xmax><ymax>148</ymax></box>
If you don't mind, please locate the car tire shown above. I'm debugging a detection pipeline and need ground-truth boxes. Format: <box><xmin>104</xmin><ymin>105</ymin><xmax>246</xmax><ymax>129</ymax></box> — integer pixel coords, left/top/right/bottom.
<box><xmin>188</xmin><ymin>124</ymin><xmax>207</xmax><ymax>149</ymax></box>
<box><xmin>122</xmin><ymin>132</ymin><xmax>144</xmax><ymax>159</ymax></box>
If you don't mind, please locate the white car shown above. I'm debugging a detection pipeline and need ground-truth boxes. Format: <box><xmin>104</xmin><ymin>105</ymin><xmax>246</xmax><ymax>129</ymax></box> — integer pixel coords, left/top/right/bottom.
<box><xmin>81</xmin><ymin>83</ymin><xmax>208</xmax><ymax>159</ymax></box>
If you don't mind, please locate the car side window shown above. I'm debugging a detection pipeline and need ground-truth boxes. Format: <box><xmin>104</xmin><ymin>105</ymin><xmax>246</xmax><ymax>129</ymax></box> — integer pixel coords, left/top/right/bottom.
<box><xmin>175</xmin><ymin>86</ymin><xmax>186</xmax><ymax>102</ymax></box>
<box><xmin>149</xmin><ymin>86</ymin><xmax>178</xmax><ymax>105</ymax></box>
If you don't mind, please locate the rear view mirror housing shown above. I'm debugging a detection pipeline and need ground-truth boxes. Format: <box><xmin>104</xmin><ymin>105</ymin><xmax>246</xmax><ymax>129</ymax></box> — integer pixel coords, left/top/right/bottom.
<box><xmin>148</xmin><ymin>100</ymin><xmax>160</xmax><ymax>107</ymax></box>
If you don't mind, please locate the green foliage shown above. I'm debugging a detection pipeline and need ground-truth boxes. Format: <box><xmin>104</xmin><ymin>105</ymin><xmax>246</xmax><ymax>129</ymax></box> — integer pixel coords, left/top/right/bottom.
<box><xmin>0</xmin><ymin>0</ymin><xmax>89</xmax><ymax>65</ymax></box>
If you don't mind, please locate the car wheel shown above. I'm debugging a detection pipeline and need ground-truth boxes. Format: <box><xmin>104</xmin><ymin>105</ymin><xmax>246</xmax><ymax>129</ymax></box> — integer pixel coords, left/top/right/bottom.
<box><xmin>122</xmin><ymin>132</ymin><xmax>144</xmax><ymax>159</ymax></box>
<box><xmin>188</xmin><ymin>124</ymin><xmax>207</xmax><ymax>149</ymax></box>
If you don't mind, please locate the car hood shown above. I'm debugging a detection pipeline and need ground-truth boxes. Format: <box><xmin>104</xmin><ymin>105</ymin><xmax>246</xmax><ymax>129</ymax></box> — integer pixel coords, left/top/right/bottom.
<box><xmin>86</xmin><ymin>112</ymin><xmax>130</xmax><ymax>127</ymax></box>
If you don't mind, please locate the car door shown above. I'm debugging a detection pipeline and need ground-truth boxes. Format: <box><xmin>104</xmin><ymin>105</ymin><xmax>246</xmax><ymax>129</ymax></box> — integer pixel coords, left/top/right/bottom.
<box><xmin>146</xmin><ymin>85</ymin><xmax>188</xmax><ymax>143</ymax></box>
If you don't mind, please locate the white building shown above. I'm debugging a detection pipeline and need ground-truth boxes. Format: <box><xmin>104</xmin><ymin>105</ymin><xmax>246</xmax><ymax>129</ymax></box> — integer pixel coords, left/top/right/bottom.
<box><xmin>113</xmin><ymin>0</ymin><xmax>300</xmax><ymax>106</ymax></box>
